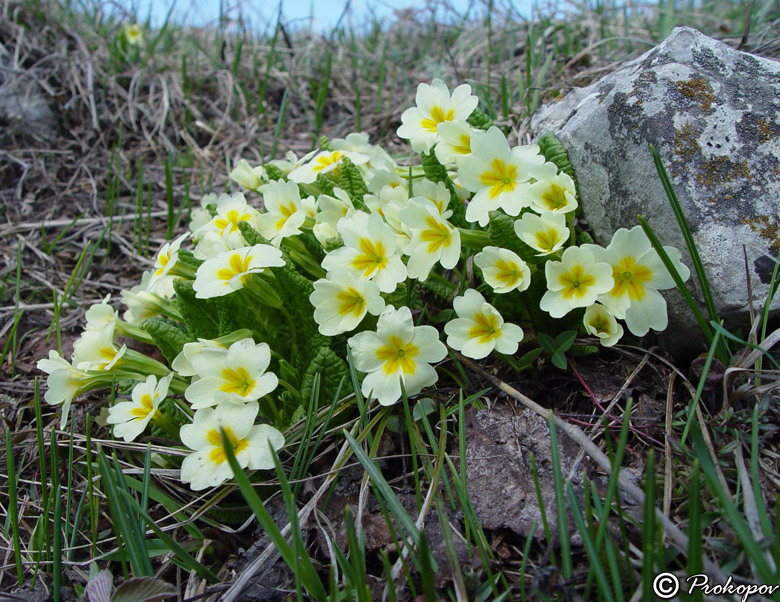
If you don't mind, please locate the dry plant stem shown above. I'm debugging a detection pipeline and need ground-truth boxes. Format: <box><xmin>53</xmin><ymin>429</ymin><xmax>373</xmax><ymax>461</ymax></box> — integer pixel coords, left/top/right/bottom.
<box><xmin>457</xmin><ymin>354</ymin><xmax>730</xmax><ymax>584</ymax></box>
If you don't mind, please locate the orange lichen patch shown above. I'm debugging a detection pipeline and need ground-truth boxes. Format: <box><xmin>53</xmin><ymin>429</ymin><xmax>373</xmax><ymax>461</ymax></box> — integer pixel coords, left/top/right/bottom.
<box><xmin>758</xmin><ymin>119</ymin><xmax>778</xmax><ymax>143</ymax></box>
<box><xmin>676</xmin><ymin>77</ymin><xmax>715</xmax><ymax>113</ymax></box>
<box><xmin>740</xmin><ymin>215</ymin><xmax>780</xmax><ymax>251</ymax></box>
<box><xmin>673</xmin><ymin>122</ymin><xmax>702</xmax><ymax>160</ymax></box>
<box><xmin>695</xmin><ymin>156</ymin><xmax>752</xmax><ymax>188</ymax></box>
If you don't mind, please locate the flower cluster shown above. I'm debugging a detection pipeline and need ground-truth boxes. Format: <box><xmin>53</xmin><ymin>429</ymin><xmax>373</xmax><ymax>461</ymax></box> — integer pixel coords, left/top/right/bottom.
<box><xmin>37</xmin><ymin>79</ymin><xmax>689</xmax><ymax>491</ymax></box>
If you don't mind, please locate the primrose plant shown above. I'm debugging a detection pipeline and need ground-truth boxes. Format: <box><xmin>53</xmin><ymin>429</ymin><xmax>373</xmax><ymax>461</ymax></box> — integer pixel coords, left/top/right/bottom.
<box><xmin>38</xmin><ymin>79</ymin><xmax>690</xmax><ymax>490</ymax></box>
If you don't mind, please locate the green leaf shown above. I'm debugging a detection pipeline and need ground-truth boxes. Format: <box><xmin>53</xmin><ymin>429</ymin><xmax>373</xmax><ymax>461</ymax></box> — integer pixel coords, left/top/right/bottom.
<box><xmin>467</xmin><ymin>107</ymin><xmax>493</xmax><ymax>131</ymax></box>
<box><xmin>301</xmin><ymin>346</ymin><xmax>349</xmax><ymax>407</ymax></box>
<box><xmin>297</xmin><ymin>230</ymin><xmax>326</xmax><ymax>263</ymax></box>
<box><xmin>487</xmin><ymin>211</ymin><xmax>539</xmax><ymax>262</ymax></box>
<box><xmin>420</xmin><ymin>151</ymin><xmax>466</xmax><ymax>228</ymax></box>
<box><xmin>323</xmin><ymin>237</ymin><xmax>343</xmax><ymax>252</ymax></box>
<box><xmin>538</xmin><ymin>330</ymin><xmax>577</xmax><ymax>370</ymax></box>
<box><xmin>318</xmin><ymin>135</ymin><xmax>333</xmax><ymax>151</ymax></box>
<box><xmin>576</xmin><ymin>230</ymin><xmax>594</xmax><ymax>246</ymax></box>
<box><xmin>264</xmin><ymin>163</ymin><xmax>287</xmax><ymax>182</ymax></box>
<box><xmin>537</xmin><ymin>132</ymin><xmax>576</xmax><ymax>183</ymax></box>
<box><xmin>337</xmin><ymin>157</ymin><xmax>368</xmax><ymax>210</ymax></box>
<box><xmin>143</xmin><ymin>317</ymin><xmax>191</xmax><ymax>364</ymax></box>
<box><xmin>237</xmin><ymin>221</ymin><xmax>271</xmax><ymax>246</ymax></box>
<box><xmin>278</xmin><ymin>359</ymin><xmax>300</xmax><ymax>388</ymax></box>
<box><xmin>176</xmin><ymin>249</ymin><xmax>203</xmax><ymax>268</ymax></box>
<box><xmin>173</xmin><ymin>279</ymin><xmax>220</xmax><ymax>340</ymax></box>
<box><xmin>315</xmin><ymin>173</ymin><xmax>335</xmax><ymax>196</ymax></box>
<box><xmin>420</xmin><ymin>275</ymin><xmax>457</xmax><ymax>301</ymax></box>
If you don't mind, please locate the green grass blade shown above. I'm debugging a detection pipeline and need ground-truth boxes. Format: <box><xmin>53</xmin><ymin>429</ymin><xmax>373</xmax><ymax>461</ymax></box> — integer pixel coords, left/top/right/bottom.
<box><xmin>271</xmin><ymin>448</ymin><xmax>327</xmax><ymax>600</ymax></box>
<box><xmin>344</xmin><ymin>431</ymin><xmax>419</xmax><ymax>543</ymax></box>
<box><xmin>687</xmin><ymin>460</ymin><xmax>703</xmax><ymax>602</ymax></box>
<box><xmin>6</xmin><ymin>426</ymin><xmax>24</xmax><ymax>584</ymax></box>
<box><xmin>568</xmin><ymin>482</ymin><xmax>615</xmax><ymax>602</ymax></box>
<box><xmin>649</xmin><ymin>144</ymin><xmax>721</xmax><ymax>329</ymax></box>
<box><xmin>694</xmin><ymin>431</ymin><xmax>775</xmax><ymax>581</ymax></box>
<box><xmin>751</xmin><ymin>404</ymin><xmax>773</xmax><ymax>538</ymax></box>
<box><xmin>117</xmin><ymin>490</ymin><xmax>218</xmax><ymax>581</ymax></box>
<box><xmin>221</xmin><ymin>430</ymin><xmax>326</xmax><ymax>600</ymax></box>
<box><xmin>638</xmin><ymin>215</ymin><xmax>714</xmax><ymax>345</ymax></box>
<box><xmin>96</xmin><ymin>446</ymin><xmax>152</xmax><ymax>577</ymax></box>
<box><xmin>680</xmin><ymin>326</ymin><xmax>722</xmax><ymax>446</ymax></box>
<box><xmin>548</xmin><ymin>412</ymin><xmax>572</xmax><ymax>579</ymax></box>
<box><xmin>641</xmin><ymin>450</ymin><xmax>657</xmax><ymax>601</ymax></box>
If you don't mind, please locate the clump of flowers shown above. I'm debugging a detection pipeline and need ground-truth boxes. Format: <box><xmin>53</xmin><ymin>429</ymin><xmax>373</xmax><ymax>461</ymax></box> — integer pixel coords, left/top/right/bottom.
<box><xmin>37</xmin><ymin>78</ymin><xmax>690</xmax><ymax>491</ymax></box>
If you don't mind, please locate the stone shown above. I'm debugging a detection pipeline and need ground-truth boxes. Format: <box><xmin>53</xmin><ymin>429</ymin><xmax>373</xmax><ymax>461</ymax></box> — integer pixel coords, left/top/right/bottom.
<box><xmin>531</xmin><ymin>27</ymin><xmax>780</xmax><ymax>351</ymax></box>
<box><xmin>463</xmin><ymin>406</ymin><xmax>580</xmax><ymax>538</ymax></box>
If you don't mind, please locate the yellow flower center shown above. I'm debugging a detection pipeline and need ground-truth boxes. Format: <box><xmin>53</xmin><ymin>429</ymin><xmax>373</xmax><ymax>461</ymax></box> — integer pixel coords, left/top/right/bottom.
<box><xmin>206</xmin><ymin>427</ymin><xmax>249</xmax><ymax>464</ymax></box>
<box><xmin>534</xmin><ymin>228</ymin><xmax>563</xmax><ymax>252</ymax></box>
<box><xmin>481</xmin><ymin>159</ymin><xmax>518</xmax><ymax>200</ymax></box>
<box><xmin>220</xmin><ymin>366</ymin><xmax>256</xmax><ymax>397</ymax></box>
<box><xmin>376</xmin><ymin>335</ymin><xmax>419</xmax><ymax>375</ymax></box>
<box><xmin>611</xmin><ymin>257</ymin><xmax>652</xmax><ymax>300</ymax></box>
<box><xmin>214</xmin><ymin>209</ymin><xmax>251</xmax><ymax>235</ymax></box>
<box><xmin>216</xmin><ymin>252</ymin><xmax>252</xmax><ymax>283</ymax></box>
<box><xmin>493</xmin><ymin>259</ymin><xmax>522</xmax><ymax>288</ymax></box>
<box><xmin>274</xmin><ymin>202</ymin><xmax>299</xmax><ymax>231</ymax></box>
<box><xmin>468</xmin><ymin>312</ymin><xmax>501</xmax><ymax>344</ymax></box>
<box><xmin>541</xmin><ymin>184</ymin><xmax>568</xmax><ymax>210</ymax></box>
<box><xmin>421</xmin><ymin>105</ymin><xmax>455</xmax><ymax>133</ymax></box>
<box><xmin>130</xmin><ymin>393</ymin><xmax>158</xmax><ymax>419</ymax></box>
<box><xmin>336</xmin><ymin>288</ymin><xmax>366</xmax><ymax>318</ymax></box>
<box><xmin>313</xmin><ymin>151</ymin><xmax>345</xmax><ymax>173</ymax></box>
<box><xmin>559</xmin><ymin>265</ymin><xmax>596</xmax><ymax>299</ymax></box>
<box><xmin>419</xmin><ymin>216</ymin><xmax>452</xmax><ymax>253</ymax></box>
<box><xmin>352</xmin><ymin>238</ymin><xmax>389</xmax><ymax>277</ymax></box>
<box><xmin>588</xmin><ymin>316</ymin><xmax>611</xmax><ymax>335</ymax></box>
<box><xmin>154</xmin><ymin>250</ymin><xmax>171</xmax><ymax>276</ymax></box>
<box><xmin>452</xmin><ymin>134</ymin><xmax>471</xmax><ymax>154</ymax></box>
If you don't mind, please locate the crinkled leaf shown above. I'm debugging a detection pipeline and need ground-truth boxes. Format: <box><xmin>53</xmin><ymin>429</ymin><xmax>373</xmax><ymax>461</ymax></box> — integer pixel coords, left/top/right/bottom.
<box><xmin>315</xmin><ymin>173</ymin><xmax>335</xmax><ymax>196</ymax></box>
<box><xmin>420</xmin><ymin>275</ymin><xmax>457</xmax><ymax>301</ymax></box>
<box><xmin>576</xmin><ymin>230</ymin><xmax>594</xmax><ymax>246</ymax></box>
<box><xmin>467</xmin><ymin>108</ymin><xmax>493</xmax><ymax>131</ymax></box>
<box><xmin>173</xmin><ymin>279</ymin><xmax>220</xmax><ymax>340</ymax></box>
<box><xmin>278</xmin><ymin>359</ymin><xmax>300</xmax><ymax>389</ymax></box>
<box><xmin>112</xmin><ymin>577</ymin><xmax>176</xmax><ymax>602</ymax></box>
<box><xmin>537</xmin><ymin>132</ymin><xmax>577</xmax><ymax>184</ymax></box>
<box><xmin>420</xmin><ymin>152</ymin><xmax>466</xmax><ymax>228</ymax></box>
<box><xmin>176</xmin><ymin>249</ymin><xmax>203</xmax><ymax>268</ymax></box>
<box><xmin>487</xmin><ymin>210</ymin><xmax>541</xmax><ymax>263</ymax></box>
<box><xmin>488</xmin><ymin>211</ymin><xmax>539</xmax><ymax>263</ymax></box>
<box><xmin>337</xmin><ymin>157</ymin><xmax>368</xmax><ymax>210</ymax></box>
<box><xmin>274</xmin><ymin>261</ymin><xmax>329</xmax><ymax>371</ymax></box>
<box><xmin>215</xmin><ymin>293</ymin><xmax>263</xmax><ymax>337</ymax></box>
<box><xmin>323</xmin><ymin>237</ymin><xmax>343</xmax><ymax>252</ymax></box>
<box><xmin>264</xmin><ymin>164</ymin><xmax>287</xmax><ymax>182</ymax></box>
<box><xmin>297</xmin><ymin>230</ymin><xmax>326</xmax><ymax>263</ymax></box>
<box><xmin>301</xmin><ymin>346</ymin><xmax>349</xmax><ymax>408</ymax></box>
<box><xmin>237</xmin><ymin>221</ymin><xmax>271</xmax><ymax>246</ymax></box>
<box><xmin>273</xmin><ymin>390</ymin><xmax>305</xmax><ymax>431</ymax></box>
<box><xmin>384</xmin><ymin>281</ymin><xmax>423</xmax><ymax>310</ymax></box>
<box><xmin>143</xmin><ymin>317</ymin><xmax>191</xmax><ymax>364</ymax></box>
<box><xmin>318</xmin><ymin>135</ymin><xmax>333</xmax><ymax>151</ymax></box>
